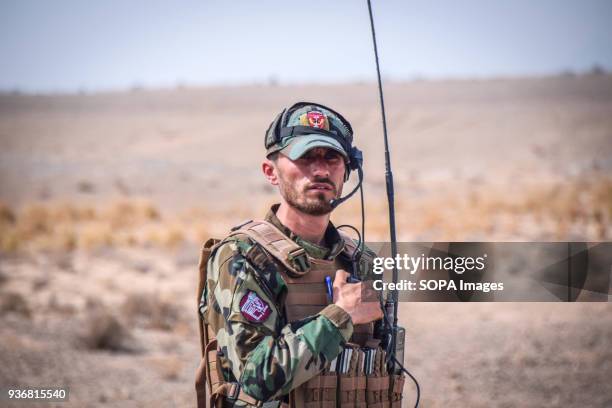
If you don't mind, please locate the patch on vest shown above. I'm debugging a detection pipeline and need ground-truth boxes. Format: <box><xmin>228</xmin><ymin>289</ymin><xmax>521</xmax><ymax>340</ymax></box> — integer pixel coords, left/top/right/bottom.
<box><xmin>239</xmin><ymin>290</ymin><xmax>271</xmax><ymax>323</ymax></box>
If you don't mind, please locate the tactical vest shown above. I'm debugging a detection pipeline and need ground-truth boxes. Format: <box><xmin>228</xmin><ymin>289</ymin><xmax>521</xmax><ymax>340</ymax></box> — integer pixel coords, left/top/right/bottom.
<box><xmin>196</xmin><ymin>220</ymin><xmax>405</xmax><ymax>408</ymax></box>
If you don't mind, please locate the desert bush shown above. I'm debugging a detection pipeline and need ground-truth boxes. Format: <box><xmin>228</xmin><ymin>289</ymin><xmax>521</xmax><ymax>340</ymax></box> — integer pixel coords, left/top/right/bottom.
<box><xmin>17</xmin><ymin>204</ymin><xmax>52</xmax><ymax>238</ymax></box>
<box><xmin>161</xmin><ymin>226</ymin><xmax>185</xmax><ymax>249</ymax></box>
<box><xmin>0</xmin><ymin>229</ymin><xmax>20</xmax><ymax>252</ymax></box>
<box><xmin>80</xmin><ymin>223</ymin><xmax>114</xmax><ymax>249</ymax></box>
<box><xmin>121</xmin><ymin>292</ymin><xmax>181</xmax><ymax>331</ymax></box>
<box><xmin>80</xmin><ymin>305</ymin><xmax>135</xmax><ymax>352</ymax></box>
<box><xmin>144</xmin><ymin>225</ymin><xmax>185</xmax><ymax>249</ymax></box>
<box><xmin>107</xmin><ymin>201</ymin><xmax>160</xmax><ymax>229</ymax></box>
<box><xmin>56</xmin><ymin>226</ymin><xmax>78</xmax><ymax>251</ymax></box>
<box><xmin>47</xmin><ymin>293</ymin><xmax>77</xmax><ymax>316</ymax></box>
<box><xmin>50</xmin><ymin>203</ymin><xmax>81</xmax><ymax>223</ymax></box>
<box><xmin>76</xmin><ymin>180</ymin><xmax>96</xmax><ymax>194</ymax></box>
<box><xmin>0</xmin><ymin>292</ymin><xmax>31</xmax><ymax>318</ymax></box>
<box><xmin>0</xmin><ymin>202</ymin><xmax>16</xmax><ymax>225</ymax></box>
<box><xmin>149</xmin><ymin>355</ymin><xmax>183</xmax><ymax>381</ymax></box>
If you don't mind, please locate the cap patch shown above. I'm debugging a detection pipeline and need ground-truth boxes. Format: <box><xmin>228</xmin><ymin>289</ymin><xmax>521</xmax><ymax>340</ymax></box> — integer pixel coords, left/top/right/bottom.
<box><xmin>239</xmin><ymin>290</ymin><xmax>271</xmax><ymax>323</ymax></box>
<box><xmin>300</xmin><ymin>111</ymin><xmax>329</xmax><ymax>131</ymax></box>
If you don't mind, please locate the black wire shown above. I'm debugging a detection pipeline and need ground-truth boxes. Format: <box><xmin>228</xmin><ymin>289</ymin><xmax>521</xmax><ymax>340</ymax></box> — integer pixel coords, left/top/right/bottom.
<box><xmin>359</xmin><ymin>184</ymin><xmax>365</xmax><ymax>254</ymax></box>
<box><xmin>336</xmin><ymin>224</ymin><xmax>362</xmax><ymax>251</ymax></box>
<box><xmin>337</xmin><ymin>172</ymin><xmax>367</xmax><ymax>268</ymax></box>
<box><xmin>379</xmin><ymin>299</ymin><xmax>421</xmax><ymax>408</ymax></box>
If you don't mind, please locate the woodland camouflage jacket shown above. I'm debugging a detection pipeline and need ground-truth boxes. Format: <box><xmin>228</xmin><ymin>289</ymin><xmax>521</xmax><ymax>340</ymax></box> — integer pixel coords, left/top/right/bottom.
<box><xmin>201</xmin><ymin>205</ymin><xmax>376</xmax><ymax>403</ymax></box>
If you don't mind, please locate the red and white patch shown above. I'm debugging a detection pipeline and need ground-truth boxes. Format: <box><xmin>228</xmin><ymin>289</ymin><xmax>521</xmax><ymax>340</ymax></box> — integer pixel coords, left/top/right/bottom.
<box><xmin>239</xmin><ymin>290</ymin><xmax>271</xmax><ymax>323</ymax></box>
<box><xmin>306</xmin><ymin>111</ymin><xmax>326</xmax><ymax>128</ymax></box>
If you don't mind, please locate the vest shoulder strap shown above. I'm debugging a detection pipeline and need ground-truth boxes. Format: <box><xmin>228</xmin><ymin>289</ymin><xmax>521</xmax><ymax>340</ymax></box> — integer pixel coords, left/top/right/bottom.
<box><xmin>197</xmin><ymin>238</ymin><xmax>221</xmax><ymax>354</ymax></box>
<box><xmin>229</xmin><ymin>220</ymin><xmax>311</xmax><ymax>276</ymax></box>
<box><xmin>230</xmin><ymin>220</ymin><xmax>368</xmax><ymax>278</ymax></box>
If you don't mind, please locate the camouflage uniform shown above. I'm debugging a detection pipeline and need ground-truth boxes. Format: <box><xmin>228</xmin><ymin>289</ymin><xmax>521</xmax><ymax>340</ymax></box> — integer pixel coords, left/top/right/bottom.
<box><xmin>200</xmin><ymin>204</ymin><xmax>375</xmax><ymax>405</ymax></box>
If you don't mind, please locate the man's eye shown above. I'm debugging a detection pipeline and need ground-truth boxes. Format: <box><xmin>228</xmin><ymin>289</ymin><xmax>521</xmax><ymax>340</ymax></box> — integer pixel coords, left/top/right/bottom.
<box><xmin>297</xmin><ymin>155</ymin><xmax>313</xmax><ymax>163</ymax></box>
<box><xmin>325</xmin><ymin>153</ymin><xmax>341</xmax><ymax>161</ymax></box>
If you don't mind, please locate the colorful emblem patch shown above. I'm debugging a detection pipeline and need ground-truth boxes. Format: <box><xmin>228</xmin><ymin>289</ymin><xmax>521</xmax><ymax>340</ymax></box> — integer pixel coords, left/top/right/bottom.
<box><xmin>239</xmin><ymin>290</ymin><xmax>271</xmax><ymax>323</ymax></box>
<box><xmin>299</xmin><ymin>110</ymin><xmax>329</xmax><ymax>130</ymax></box>
<box><xmin>307</xmin><ymin>111</ymin><xmax>326</xmax><ymax>128</ymax></box>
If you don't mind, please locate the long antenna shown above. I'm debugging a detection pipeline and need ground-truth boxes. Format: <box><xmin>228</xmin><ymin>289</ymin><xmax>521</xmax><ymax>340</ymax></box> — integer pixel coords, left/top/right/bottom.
<box><xmin>366</xmin><ymin>0</ymin><xmax>400</xmax><ymax>364</ymax></box>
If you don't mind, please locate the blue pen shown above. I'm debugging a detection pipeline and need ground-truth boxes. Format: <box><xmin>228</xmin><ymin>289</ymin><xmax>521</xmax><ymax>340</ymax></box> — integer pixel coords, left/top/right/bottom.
<box><xmin>325</xmin><ymin>276</ymin><xmax>333</xmax><ymax>303</ymax></box>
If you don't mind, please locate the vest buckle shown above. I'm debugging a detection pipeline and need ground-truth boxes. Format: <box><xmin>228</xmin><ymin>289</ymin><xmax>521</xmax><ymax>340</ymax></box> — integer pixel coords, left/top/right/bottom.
<box><xmin>227</xmin><ymin>382</ymin><xmax>240</xmax><ymax>401</ymax></box>
<box><xmin>286</xmin><ymin>247</ymin><xmax>310</xmax><ymax>273</ymax></box>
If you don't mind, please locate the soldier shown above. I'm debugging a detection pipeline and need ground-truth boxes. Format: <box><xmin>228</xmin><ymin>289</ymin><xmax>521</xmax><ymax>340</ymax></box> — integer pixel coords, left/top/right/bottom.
<box><xmin>197</xmin><ymin>102</ymin><xmax>389</xmax><ymax>408</ymax></box>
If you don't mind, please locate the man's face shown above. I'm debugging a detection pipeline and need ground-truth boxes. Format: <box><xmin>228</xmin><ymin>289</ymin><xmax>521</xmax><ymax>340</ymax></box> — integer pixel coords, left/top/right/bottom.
<box><xmin>272</xmin><ymin>147</ymin><xmax>346</xmax><ymax>216</ymax></box>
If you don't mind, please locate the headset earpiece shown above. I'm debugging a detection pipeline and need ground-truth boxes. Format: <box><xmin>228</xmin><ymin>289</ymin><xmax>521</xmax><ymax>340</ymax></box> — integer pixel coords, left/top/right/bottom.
<box><xmin>349</xmin><ymin>146</ymin><xmax>363</xmax><ymax>171</ymax></box>
<box><xmin>265</xmin><ymin>109</ymin><xmax>286</xmax><ymax>149</ymax></box>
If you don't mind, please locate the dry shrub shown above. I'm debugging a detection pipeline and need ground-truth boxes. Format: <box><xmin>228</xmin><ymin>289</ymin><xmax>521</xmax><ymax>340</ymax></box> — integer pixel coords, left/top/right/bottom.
<box><xmin>0</xmin><ymin>202</ymin><xmax>16</xmax><ymax>225</ymax></box>
<box><xmin>81</xmin><ymin>305</ymin><xmax>134</xmax><ymax>352</ymax></box>
<box><xmin>120</xmin><ymin>233</ymin><xmax>138</xmax><ymax>247</ymax></box>
<box><xmin>18</xmin><ymin>204</ymin><xmax>52</xmax><ymax>238</ymax></box>
<box><xmin>142</xmin><ymin>202</ymin><xmax>161</xmax><ymax>220</ymax></box>
<box><xmin>50</xmin><ymin>202</ymin><xmax>81</xmax><ymax>223</ymax></box>
<box><xmin>32</xmin><ymin>275</ymin><xmax>50</xmax><ymax>290</ymax></box>
<box><xmin>107</xmin><ymin>201</ymin><xmax>160</xmax><ymax>229</ymax></box>
<box><xmin>591</xmin><ymin>177</ymin><xmax>612</xmax><ymax>218</ymax></box>
<box><xmin>47</xmin><ymin>293</ymin><xmax>77</xmax><ymax>316</ymax></box>
<box><xmin>55</xmin><ymin>226</ymin><xmax>78</xmax><ymax>251</ymax></box>
<box><xmin>387</xmin><ymin>176</ymin><xmax>612</xmax><ymax>241</ymax></box>
<box><xmin>0</xmin><ymin>200</ymin><xmax>180</xmax><ymax>252</ymax></box>
<box><xmin>513</xmin><ymin>176</ymin><xmax>612</xmax><ymax>239</ymax></box>
<box><xmin>122</xmin><ymin>292</ymin><xmax>181</xmax><ymax>331</ymax></box>
<box><xmin>144</xmin><ymin>229</ymin><xmax>163</xmax><ymax>247</ymax></box>
<box><xmin>0</xmin><ymin>229</ymin><xmax>20</xmax><ymax>252</ymax></box>
<box><xmin>76</xmin><ymin>180</ymin><xmax>96</xmax><ymax>193</ymax></box>
<box><xmin>143</xmin><ymin>226</ymin><xmax>185</xmax><ymax>249</ymax></box>
<box><xmin>180</xmin><ymin>206</ymin><xmax>209</xmax><ymax>222</ymax></box>
<box><xmin>80</xmin><ymin>223</ymin><xmax>114</xmax><ymax>249</ymax></box>
<box><xmin>162</xmin><ymin>226</ymin><xmax>185</xmax><ymax>249</ymax></box>
<box><xmin>0</xmin><ymin>292</ymin><xmax>31</xmax><ymax>318</ymax></box>
<box><xmin>51</xmin><ymin>202</ymin><xmax>97</xmax><ymax>223</ymax></box>
<box><xmin>149</xmin><ymin>355</ymin><xmax>183</xmax><ymax>381</ymax></box>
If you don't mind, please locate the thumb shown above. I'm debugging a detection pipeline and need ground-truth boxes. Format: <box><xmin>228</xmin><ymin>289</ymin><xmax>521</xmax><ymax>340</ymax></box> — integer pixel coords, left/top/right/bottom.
<box><xmin>334</xmin><ymin>269</ymin><xmax>350</xmax><ymax>288</ymax></box>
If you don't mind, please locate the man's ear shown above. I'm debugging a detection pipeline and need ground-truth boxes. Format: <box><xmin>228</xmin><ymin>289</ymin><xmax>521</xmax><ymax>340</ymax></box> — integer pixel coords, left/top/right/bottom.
<box><xmin>262</xmin><ymin>159</ymin><xmax>279</xmax><ymax>186</ymax></box>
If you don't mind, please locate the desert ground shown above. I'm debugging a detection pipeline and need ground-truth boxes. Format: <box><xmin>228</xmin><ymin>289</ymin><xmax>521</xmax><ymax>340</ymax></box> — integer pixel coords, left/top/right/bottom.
<box><xmin>1</xmin><ymin>74</ymin><xmax>611</xmax><ymax>407</ymax></box>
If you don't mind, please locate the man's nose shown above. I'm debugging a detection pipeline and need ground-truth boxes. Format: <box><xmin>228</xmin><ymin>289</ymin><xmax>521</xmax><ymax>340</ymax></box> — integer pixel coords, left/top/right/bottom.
<box><xmin>310</xmin><ymin>157</ymin><xmax>330</xmax><ymax>177</ymax></box>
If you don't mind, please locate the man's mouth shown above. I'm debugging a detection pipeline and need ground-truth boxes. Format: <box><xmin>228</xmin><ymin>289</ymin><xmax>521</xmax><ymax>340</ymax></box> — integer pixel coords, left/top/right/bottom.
<box><xmin>307</xmin><ymin>183</ymin><xmax>334</xmax><ymax>191</ymax></box>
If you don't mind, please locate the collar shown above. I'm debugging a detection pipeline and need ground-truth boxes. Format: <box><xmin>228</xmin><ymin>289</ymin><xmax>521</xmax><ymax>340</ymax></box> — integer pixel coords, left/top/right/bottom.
<box><xmin>265</xmin><ymin>204</ymin><xmax>345</xmax><ymax>260</ymax></box>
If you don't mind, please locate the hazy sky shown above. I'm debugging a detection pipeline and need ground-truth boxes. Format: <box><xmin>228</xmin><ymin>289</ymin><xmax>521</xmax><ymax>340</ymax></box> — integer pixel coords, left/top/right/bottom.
<box><xmin>1</xmin><ymin>0</ymin><xmax>611</xmax><ymax>92</ymax></box>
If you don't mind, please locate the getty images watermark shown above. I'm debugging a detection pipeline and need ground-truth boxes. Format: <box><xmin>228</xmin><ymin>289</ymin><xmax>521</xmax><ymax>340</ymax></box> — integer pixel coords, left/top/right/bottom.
<box><xmin>372</xmin><ymin>252</ymin><xmax>502</xmax><ymax>293</ymax></box>
<box><xmin>368</xmin><ymin>242</ymin><xmax>612</xmax><ymax>302</ymax></box>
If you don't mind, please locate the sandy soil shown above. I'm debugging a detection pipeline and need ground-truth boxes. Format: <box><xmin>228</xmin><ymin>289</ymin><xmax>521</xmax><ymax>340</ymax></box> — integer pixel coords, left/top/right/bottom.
<box><xmin>1</xmin><ymin>75</ymin><xmax>611</xmax><ymax>407</ymax></box>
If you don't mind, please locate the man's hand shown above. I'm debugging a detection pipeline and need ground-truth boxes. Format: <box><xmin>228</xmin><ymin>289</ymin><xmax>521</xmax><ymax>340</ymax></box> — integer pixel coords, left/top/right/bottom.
<box><xmin>333</xmin><ymin>270</ymin><xmax>383</xmax><ymax>325</ymax></box>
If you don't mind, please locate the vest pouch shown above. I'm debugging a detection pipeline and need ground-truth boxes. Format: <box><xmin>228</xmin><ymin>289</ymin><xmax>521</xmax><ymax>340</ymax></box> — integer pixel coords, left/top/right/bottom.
<box><xmin>337</xmin><ymin>344</ymin><xmax>364</xmax><ymax>408</ymax></box>
<box><xmin>303</xmin><ymin>371</ymin><xmax>337</xmax><ymax>408</ymax></box>
<box><xmin>354</xmin><ymin>348</ymin><xmax>367</xmax><ymax>408</ymax></box>
<box><xmin>365</xmin><ymin>348</ymin><xmax>390</xmax><ymax>408</ymax></box>
<box><xmin>389</xmin><ymin>373</ymin><xmax>405</xmax><ymax>408</ymax></box>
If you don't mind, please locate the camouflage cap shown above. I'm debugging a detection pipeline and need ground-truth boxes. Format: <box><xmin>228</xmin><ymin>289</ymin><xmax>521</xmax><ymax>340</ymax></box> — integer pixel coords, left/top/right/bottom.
<box><xmin>264</xmin><ymin>102</ymin><xmax>354</xmax><ymax>161</ymax></box>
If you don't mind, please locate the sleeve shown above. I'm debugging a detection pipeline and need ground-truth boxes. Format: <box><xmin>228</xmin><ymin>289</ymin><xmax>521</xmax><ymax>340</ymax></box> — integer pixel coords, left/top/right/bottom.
<box><xmin>209</xmin><ymin>239</ymin><xmax>354</xmax><ymax>402</ymax></box>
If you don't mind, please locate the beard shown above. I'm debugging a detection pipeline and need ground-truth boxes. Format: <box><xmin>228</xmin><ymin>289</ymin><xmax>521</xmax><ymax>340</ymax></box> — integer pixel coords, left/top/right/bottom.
<box><xmin>278</xmin><ymin>175</ymin><xmax>341</xmax><ymax>216</ymax></box>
